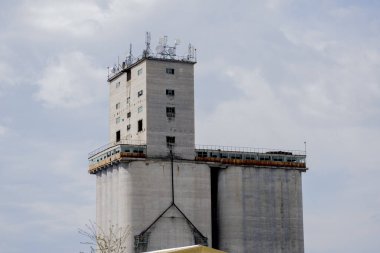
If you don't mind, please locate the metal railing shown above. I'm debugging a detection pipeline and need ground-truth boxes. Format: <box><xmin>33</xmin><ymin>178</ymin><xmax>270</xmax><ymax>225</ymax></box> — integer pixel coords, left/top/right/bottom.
<box><xmin>88</xmin><ymin>139</ymin><xmax>146</xmax><ymax>158</ymax></box>
<box><xmin>195</xmin><ymin>144</ymin><xmax>306</xmax><ymax>156</ymax></box>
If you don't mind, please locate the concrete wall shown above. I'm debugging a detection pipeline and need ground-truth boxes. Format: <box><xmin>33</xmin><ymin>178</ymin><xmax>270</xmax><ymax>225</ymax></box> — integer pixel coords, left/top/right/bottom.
<box><xmin>109</xmin><ymin>61</ymin><xmax>147</xmax><ymax>143</ymax></box>
<box><xmin>108</xmin><ymin>59</ymin><xmax>195</xmax><ymax>160</ymax></box>
<box><xmin>216</xmin><ymin>166</ymin><xmax>304</xmax><ymax>253</ymax></box>
<box><xmin>96</xmin><ymin>160</ymin><xmax>211</xmax><ymax>252</ymax></box>
<box><xmin>146</xmin><ymin>60</ymin><xmax>195</xmax><ymax>160</ymax></box>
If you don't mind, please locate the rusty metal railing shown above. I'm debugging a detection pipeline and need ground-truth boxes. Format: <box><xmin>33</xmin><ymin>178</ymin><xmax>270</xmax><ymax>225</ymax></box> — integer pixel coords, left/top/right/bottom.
<box><xmin>195</xmin><ymin>144</ymin><xmax>306</xmax><ymax>156</ymax></box>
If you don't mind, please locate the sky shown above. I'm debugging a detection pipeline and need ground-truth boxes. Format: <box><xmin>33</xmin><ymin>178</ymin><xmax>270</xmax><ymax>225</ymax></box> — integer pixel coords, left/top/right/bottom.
<box><xmin>0</xmin><ymin>0</ymin><xmax>379</xmax><ymax>252</ymax></box>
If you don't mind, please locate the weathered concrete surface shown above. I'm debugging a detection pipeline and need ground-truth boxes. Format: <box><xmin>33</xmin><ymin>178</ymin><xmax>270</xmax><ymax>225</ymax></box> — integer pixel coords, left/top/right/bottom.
<box><xmin>96</xmin><ymin>160</ymin><xmax>211</xmax><ymax>252</ymax></box>
<box><xmin>146</xmin><ymin>60</ymin><xmax>195</xmax><ymax>160</ymax></box>
<box><xmin>107</xmin><ymin>58</ymin><xmax>195</xmax><ymax>160</ymax></box>
<box><xmin>217</xmin><ymin>166</ymin><xmax>304</xmax><ymax>253</ymax></box>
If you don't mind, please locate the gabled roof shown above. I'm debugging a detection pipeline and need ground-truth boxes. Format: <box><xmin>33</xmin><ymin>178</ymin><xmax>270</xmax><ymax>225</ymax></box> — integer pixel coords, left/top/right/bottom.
<box><xmin>145</xmin><ymin>245</ymin><xmax>225</xmax><ymax>253</ymax></box>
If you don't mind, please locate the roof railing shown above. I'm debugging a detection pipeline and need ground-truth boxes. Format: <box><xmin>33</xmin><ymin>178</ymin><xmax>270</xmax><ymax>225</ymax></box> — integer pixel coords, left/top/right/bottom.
<box><xmin>195</xmin><ymin>144</ymin><xmax>306</xmax><ymax>156</ymax></box>
<box><xmin>88</xmin><ymin>139</ymin><xmax>146</xmax><ymax>158</ymax></box>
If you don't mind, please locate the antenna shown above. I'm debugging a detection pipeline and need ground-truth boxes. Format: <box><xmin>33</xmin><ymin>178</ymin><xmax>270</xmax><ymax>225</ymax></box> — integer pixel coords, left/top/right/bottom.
<box><xmin>187</xmin><ymin>43</ymin><xmax>196</xmax><ymax>61</ymax></box>
<box><xmin>304</xmin><ymin>141</ymin><xmax>307</xmax><ymax>155</ymax></box>
<box><xmin>111</xmin><ymin>64</ymin><xmax>117</xmax><ymax>74</ymax></box>
<box><xmin>155</xmin><ymin>45</ymin><xmax>164</xmax><ymax>54</ymax></box>
<box><xmin>144</xmin><ymin>32</ymin><xmax>152</xmax><ymax>56</ymax></box>
<box><xmin>126</xmin><ymin>43</ymin><xmax>134</xmax><ymax>65</ymax></box>
<box><xmin>156</xmin><ymin>35</ymin><xmax>180</xmax><ymax>59</ymax></box>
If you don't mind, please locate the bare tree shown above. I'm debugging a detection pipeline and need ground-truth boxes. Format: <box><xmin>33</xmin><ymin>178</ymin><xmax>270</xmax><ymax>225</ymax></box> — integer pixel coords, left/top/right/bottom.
<box><xmin>79</xmin><ymin>221</ymin><xmax>131</xmax><ymax>253</ymax></box>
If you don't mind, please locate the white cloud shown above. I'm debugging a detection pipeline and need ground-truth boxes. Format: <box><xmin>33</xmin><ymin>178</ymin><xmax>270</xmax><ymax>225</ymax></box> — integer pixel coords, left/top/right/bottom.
<box><xmin>196</xmin><ymin>66</ymin><xmax>304</xmax><ymax>149</ymax></box>
<box><xmin>35</xmin><ymin>52</ymin><xmax>105</xmax><ymax>108</ymax></box>
<box><xmin>281</xmin><ymin>26</ymin><xmax>338</xmax><ymax>52</ymax></box>
<box><xmin>20</xmin><ymin>0</ymin><xmax>159</xmax><ymax>37</ymax></box>
<box><xmin>21</xmin><ymin>0</ymin><xmax>104</xmax><ymax>37</ymax></box>
<box><xmin>0</xmin><ymin>125</ymin><xmax>7</xmax><ymax>137</ymax></box>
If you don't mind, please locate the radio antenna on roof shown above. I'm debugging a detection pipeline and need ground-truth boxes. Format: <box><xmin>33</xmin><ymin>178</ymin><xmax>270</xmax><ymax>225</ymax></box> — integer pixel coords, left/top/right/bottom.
<box><xmin>144</xmin><ymin>32</ymin><xmax>152</xmax><ymax>57</ymax></box>
<box><xmin>125</xmin><ymin>43</ymin><xmax>134</xmax><ymax>66</ymax></box>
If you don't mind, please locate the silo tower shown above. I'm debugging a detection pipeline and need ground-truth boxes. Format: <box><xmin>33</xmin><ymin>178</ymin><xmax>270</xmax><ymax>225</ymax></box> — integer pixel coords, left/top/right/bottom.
<box><xmin>88</xmin><ymin>33</ymin><xmax>307</xmax><ymax>253</ymax></box>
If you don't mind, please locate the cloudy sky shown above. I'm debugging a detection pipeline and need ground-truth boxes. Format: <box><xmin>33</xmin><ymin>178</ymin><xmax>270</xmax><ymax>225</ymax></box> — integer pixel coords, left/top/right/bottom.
<box><xmin>0</xmin><ymin>0</ymin><xmax>379</xmax><ymax>252</ymax></box>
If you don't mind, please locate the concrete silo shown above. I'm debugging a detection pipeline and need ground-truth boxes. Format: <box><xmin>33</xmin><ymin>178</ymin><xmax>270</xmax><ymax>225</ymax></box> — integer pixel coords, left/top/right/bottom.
<box><xmin>88</xmin><ymin>35</ymin><xmax>307</xmax><ymax>253</ymax></box>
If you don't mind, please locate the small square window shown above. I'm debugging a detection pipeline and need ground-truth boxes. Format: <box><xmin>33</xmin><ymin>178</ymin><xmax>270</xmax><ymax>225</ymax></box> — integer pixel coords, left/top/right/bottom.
<box><xmin>138</xmin><ymin>90</ymin><xmax>143</xmax><ymax>97</ymax></box>
<box><xmin>138</xmin><ymin>106</ymin><xmax>143</xmax><ymax>113</ymax></box>
<box><xmin>116</xmin><ymin>102</ymin><xmax>120</xmax><ymax>109</ymax></box>
<box><xmin>166</xmin><ymin>107</ymin><xmax>175</xmax><ymax>118</ymax></box>
<box><xmin>166</xmin><ymin>89</ymin><xmax>175</xmax><ymax>96</ymax></box>
<box><xmin>138</xmin><ymin>120</ymin><xmax>143</xmax><ymax>132</ymax></box>
<box><xmin>127</xmin><ymin>124</ymin><xmax>131</xmax><ymax>130</ymax></box>
<box><xmin>137</xmin><ymin>68</ymin><xmax>143</xmax><ymax>75</ymax></box>
<box><xmin>166</xmin><ymin>136</ymin><xmax>175</xmax><ymax>147</ymax></box>
<box><xmin>127</xmin><ymin>112</ymin><xmax>131</xmax><ymax>118</ymax></box>
<box><xmin>166</xmin><ymin>68</ymin><xmax>175</xmax><ymax>74</ymax></box>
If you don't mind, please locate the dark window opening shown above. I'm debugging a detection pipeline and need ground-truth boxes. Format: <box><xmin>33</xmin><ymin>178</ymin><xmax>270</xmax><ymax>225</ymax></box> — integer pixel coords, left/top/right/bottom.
<box><xmin>127</xmin><ymin>112</ymin><xmax>131</xmax><ymax>118</ymax></box>
<box><xmin>166</xmin><ymin>136</ymin><xmax>175</xmax><ymax>147</ymax></box>
<box><xmin>166</xmin><ymin>68</ymin><xmax>175</xmax><ymax>75</ymax></box>
<box><xmin>138</xmin><ymin>90</ymin><xmax>143</xmax><ymax>97</ymax></box>
<box><xmin>259</xmin><ymin>156</ymin><xmax>271</xmax><ymax>161</ymax></box>
<box><xmin>211</xmin><ymin>167</ymin><xmax>220</xmax><ymax>249</ymax></box>
<box><xmin>138</xmin><ymin>120</ymin><xmax>143</xmax><ymax>132</ymax></box>
<box><xmin>166</xmin><ymin>107</ymin><xmax>175</xmax><ymax>118</ymax></box>
<box><xmin>166</xmin><ymin>89</ymin><xmax>175</xmax><ymax>96</ymax></box>
<box><xmin>197</xmin><ymin>151</ymin><xmax>208</xmax><ymax>158</ymax></box>
<box><xmin>127</xmin><ymin>69</ymin><xmax>131</xmax><ymax>81</ymax></box>
<box><xmin>116</xmin><ymin>130</ymin><xmax>121</xmax><ymax>142</ymax></box>
<box><xmin>127</xmin><ymin>124</ymin><xmax>131</xmax><ymax>130</ymax></box>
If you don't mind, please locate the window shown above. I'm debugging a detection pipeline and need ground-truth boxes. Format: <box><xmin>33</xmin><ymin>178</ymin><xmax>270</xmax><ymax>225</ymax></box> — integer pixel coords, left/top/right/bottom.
<box><xmin>116</xmin><ymin>117</ymin><xmax>120</xmax><ymax>124</ymax></box>
<box><xmin>137</xmin><ymin>68</ymin><xmax>143</xmax><ymax>75</ymax></box>
<box><xmin>127</xmin><ymin>112</ymin><xmax>131</xmax><ymax>118</ymax></box>
<box><xmin>166</xmin><ymin>136</ymin><xmax>175</xmax><ymax>147</ymax></box>
<box><xmin>138</xmin><ymin>90</ymin><xmax>143</xmax><ymax>97</ymax></box>
<box><xmin>116</xmin><ymin>102</ymin><xmax>120</xmax><ymax>110</ymax></box>
<box><xmin>138</xmin><ymin>120</ymin><xmax>143</xmax><ymax>132</ymax></box>
<box><xmin>166</xmin><ymin>107</ymin><xmax>175</xmax><ymax>118</ymax></box>
<box><xmin>166</xmin><ymin>68</ymin><xmax>175</xmax><ymax>75</ymax></box>
<box><xmin>138</xmin><ymin>106</ymin><xmax>143</xmax><ymax>113</ymax></box>
<box><xmin>166</xmin><ymin>89</ymin><xmax>175</xmax><ymax>96</ymax></box>
<box><xmin>116</xmin><ymin>131</ymin><xmax>121</xmax><ymax>142</ymax></box>
<box><xmin>127</xmin><ymin>70</ymin><xmax>131</xmax><ymax>81</ymax></box>
<box><xmin>127</xmin><ymin>124</ymin><xmax>131</xmax><ymax>130</ymax></box>
<box><xmin>116</xmin><ymin>82</ymin><xmax>120</xmax><ymax>88</ymax></box>
<box><xmin>197</xmin><ymin>151</ymin><xmax>208</xmax><ymax>158</ymax></box>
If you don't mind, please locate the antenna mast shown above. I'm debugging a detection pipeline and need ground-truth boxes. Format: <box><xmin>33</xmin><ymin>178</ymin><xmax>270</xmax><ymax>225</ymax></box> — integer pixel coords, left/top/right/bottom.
<box><xmin>126</xmin><ymin>43</ymin><xmax>134</xmax><ymax>66</ymax></box>
<box><xmin>144</xmin><ymin>32</ymin><xmax>152</xmax><ymax>57</ymax></box>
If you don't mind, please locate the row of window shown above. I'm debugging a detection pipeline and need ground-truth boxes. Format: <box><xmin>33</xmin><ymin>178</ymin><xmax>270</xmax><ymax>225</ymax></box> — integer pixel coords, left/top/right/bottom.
<box><xmin>116</xmin><ymin>88</ymin><xmax>174</xmax><ymax>110</ymax></box>
<box><xmin>117</xmin><ymin>106</ymin><xmax>173</xmax><ymax>124</ymax></box>
<box><xmin>115</xmin><ymin>67</ymin><xmax>174</xmax><ymax>88</ymax></box>
<box><xmin>117</xmin><ymin>107</ymin><xmax>174</xmax><ymax>125</ymax></box>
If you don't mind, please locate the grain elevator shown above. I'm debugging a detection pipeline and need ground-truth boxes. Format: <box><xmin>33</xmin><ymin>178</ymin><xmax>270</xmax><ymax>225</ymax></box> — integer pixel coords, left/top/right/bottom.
<box><xmin>88</xmin><ymin>33</ymin><xmax>307</xmax><ymax>253</ymax></box>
